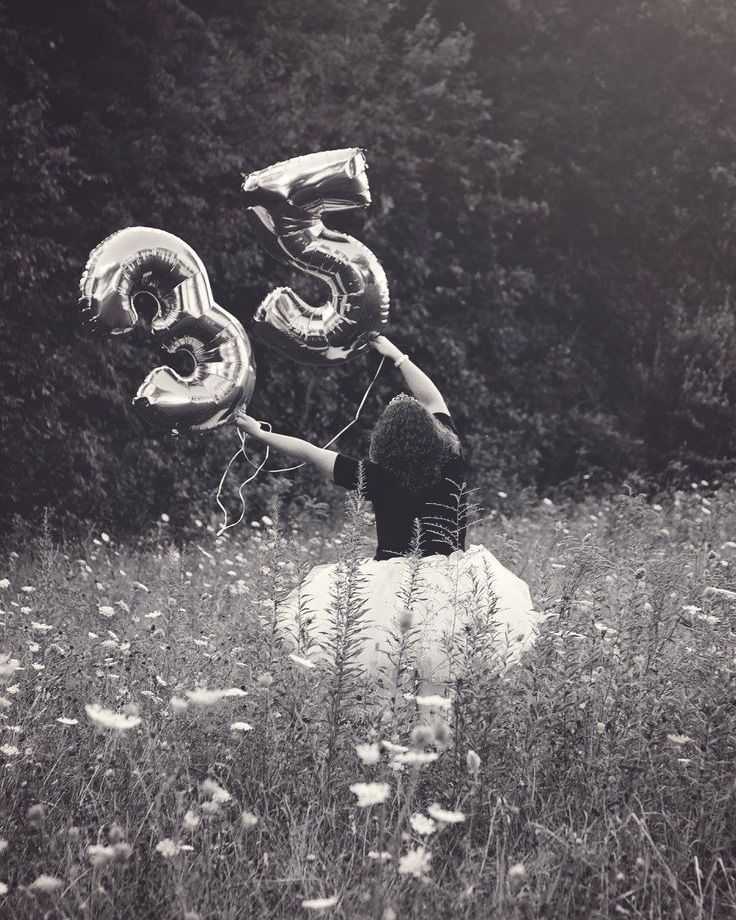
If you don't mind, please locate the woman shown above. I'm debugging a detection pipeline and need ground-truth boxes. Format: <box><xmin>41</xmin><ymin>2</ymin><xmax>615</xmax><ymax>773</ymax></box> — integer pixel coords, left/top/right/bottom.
<box><xmin>235</xmin><ymin>335</ymin><xmax>540</xmax><ymax>687</ymax></box>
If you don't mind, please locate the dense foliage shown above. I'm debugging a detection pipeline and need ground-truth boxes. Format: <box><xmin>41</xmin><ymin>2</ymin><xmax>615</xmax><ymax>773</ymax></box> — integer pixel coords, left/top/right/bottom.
<box><xmin>2</xmin><ymin>0</ymin><xmax>736</xmax><ymax>536</ymax></box>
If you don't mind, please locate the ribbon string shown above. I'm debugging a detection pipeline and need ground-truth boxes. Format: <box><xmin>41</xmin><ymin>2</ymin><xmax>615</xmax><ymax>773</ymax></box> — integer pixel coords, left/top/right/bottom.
<box><xmin>215</xmin><ymin>355</ymin><xmax>386</xmax><ymax>535</ymax></box>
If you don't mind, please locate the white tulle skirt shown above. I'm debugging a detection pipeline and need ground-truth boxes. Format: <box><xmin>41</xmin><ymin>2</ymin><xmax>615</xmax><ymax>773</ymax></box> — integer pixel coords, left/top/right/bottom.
<box><xmin>278</xmin><ymin>544</ymin><xmax>541</xmax><ymax>686</ymax></box>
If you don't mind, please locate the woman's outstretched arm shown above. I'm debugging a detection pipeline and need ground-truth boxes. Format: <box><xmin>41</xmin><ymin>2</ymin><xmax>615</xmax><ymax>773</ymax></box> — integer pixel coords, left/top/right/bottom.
<box><xmin>369</xmin><ymin>334</ymin><xmax>449</xmax><ymax>414</ymax></box>
<box><xmin>234</xmin><ymin>410</ymin><xmax>337</xmax><ymax>480</ymax></box>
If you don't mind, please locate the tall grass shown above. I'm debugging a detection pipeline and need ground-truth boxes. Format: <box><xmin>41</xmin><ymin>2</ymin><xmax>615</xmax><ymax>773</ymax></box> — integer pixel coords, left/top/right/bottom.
<box><xmin>1</xmin><ymin>484</ymin><xmax>735</xmax><ymax>918</ymax></box>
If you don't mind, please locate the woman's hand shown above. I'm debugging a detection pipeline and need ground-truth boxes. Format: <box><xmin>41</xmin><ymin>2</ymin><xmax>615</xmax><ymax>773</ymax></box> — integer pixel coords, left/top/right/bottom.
<box><xmin>368</xmin><ymin>334</ymin><xmax>403</xmax><ymax>362</ymax></box>
<box><xmin>233</xmin><ymin>407</ymin><xmax>264</xmax><ymax>438</ymax></box>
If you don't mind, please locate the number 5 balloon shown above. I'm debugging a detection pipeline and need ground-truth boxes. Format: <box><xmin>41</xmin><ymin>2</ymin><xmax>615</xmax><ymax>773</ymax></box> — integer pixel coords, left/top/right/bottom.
<box><xmin>241</xmin><ymin>148</ymin><xmax>390</xmax><ymax>365</ymax></box>
<box><xmin>79</xmin><ymin>227</ymin><xmax>256</xmax><ymax>432</ymax></box>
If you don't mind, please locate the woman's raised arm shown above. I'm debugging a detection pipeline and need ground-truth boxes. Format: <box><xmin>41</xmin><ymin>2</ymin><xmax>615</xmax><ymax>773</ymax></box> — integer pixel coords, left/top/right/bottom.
<box><xmin>369</xmin><ymin>335</ymin><xmax>448</xmax><ymax>415</ymax></box>
<box><xmin>234</xmin><ymin>411</ymin><xmax>337</xmax><ymax>480</ymax></box>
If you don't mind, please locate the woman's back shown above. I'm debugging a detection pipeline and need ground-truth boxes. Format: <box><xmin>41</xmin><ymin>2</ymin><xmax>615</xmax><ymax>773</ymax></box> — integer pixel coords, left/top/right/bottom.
<box><xmin>334</xmin><ymin>413</ymin><xmax>468</xmax><ymax>560</ymax></box>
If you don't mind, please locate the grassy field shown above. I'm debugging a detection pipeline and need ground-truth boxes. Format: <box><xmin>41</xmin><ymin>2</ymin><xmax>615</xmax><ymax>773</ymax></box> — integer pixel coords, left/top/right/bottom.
<box><xmin>1</xmin><ymin>484</ymin><xmax>736</xmax><ymax>919</ymax></box>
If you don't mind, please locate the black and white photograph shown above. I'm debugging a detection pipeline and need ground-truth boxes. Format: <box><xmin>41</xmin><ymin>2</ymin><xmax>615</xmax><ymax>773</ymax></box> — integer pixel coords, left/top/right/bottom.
<box><xmin>2</xmin><ymin>0</ymin><xmax>736</xmax><ymax>917</ymax></box>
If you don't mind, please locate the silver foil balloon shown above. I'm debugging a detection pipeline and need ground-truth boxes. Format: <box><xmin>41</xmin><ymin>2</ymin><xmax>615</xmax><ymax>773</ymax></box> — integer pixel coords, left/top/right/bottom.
<box><xmin>79</xmin><ymin>227</ymin><xmax>256</xmax><ymax>432</ymax></box>
<box><xmin>242</xmin><ymin>148</ymin><xmax>390</xmax><ymax>365</ymax></box>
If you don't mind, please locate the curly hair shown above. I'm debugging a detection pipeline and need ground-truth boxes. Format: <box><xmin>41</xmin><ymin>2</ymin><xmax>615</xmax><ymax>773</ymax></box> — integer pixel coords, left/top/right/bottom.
<box><xmin>368</xmin><ymin>395</ymin><xmax>461</xmax><ymax>494</ymax></box>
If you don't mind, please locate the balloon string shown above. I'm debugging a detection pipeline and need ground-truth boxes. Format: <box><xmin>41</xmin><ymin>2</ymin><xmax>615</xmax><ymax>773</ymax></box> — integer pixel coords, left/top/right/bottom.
<box><xmin>215</xmin><ymin>355</ymin><xmax>386</xmax><ymax>534</ymax></box>
<box><xmin>245</xmin><ymin>354</ymin><xmax>386</xmax><ymax>474</ymax></box>
<box><xmin>215</xmin><ymin>424</ymin><xmax>272</xmax><ymax>536</ymax></box>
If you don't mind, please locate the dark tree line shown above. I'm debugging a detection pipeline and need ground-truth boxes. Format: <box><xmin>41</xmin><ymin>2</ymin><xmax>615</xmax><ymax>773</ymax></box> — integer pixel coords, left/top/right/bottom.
<box><xmin>2</xmin><ymin>0</ymin><xmax>736</xmax><ymax>537</ymax></box>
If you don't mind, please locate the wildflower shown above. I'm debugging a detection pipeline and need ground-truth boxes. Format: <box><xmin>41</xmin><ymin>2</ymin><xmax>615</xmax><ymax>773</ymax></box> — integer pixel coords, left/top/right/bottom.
<box><xmin>21</xmin><ymin>586</ymin><xmax>35</xmax><ymax>594</ymax></box>
<box><xmin>200</xmin><ymin>801</ymin><xmax>220</xmax><ymax>816</ymax></box>
<box><xmin>27</xmin><ymin>804</ymin><xmax>44</xmax><ymax>823</ymax></box>
<box><xmin>596</xmin><ymin>722</ymin><xmax>606</xmax><ymax>735</ymax></box>
<box><xmin>241</xmin><ymin>812</ymin><xmax>258</xmax><ymax>829</ymax></box>
<box><xmin>88</xmin><ymin>844</ymin><xmax>115</xmax><ymax>867</ymax></box>
<box><xmin>398</xmin><ymin>846</ymin><xmax>432</xmax><ymax>878</ymax></box>
<box><xmin>415</xmin><ymin>694</ymin><xmax>452</xmax><ymax>710</ymax></box>
<box><xmin>355</xmin><ymin>743</ymin><xmax>381</xmax><ymax>765</ymax></box>
<box><xmin>368</xmin><ymin>851</ymin><xmax>392</xmax><ymax>861</ymax></box>
<box><xmin>257</xmin><ymin>673</ymin><xmax>274</xmax><ymax>688</ymax></box>
<box><xmin>0</xmin><ymin>745</ymin><xmax>19</xmax><ymax>756</ymax></box>
<box><xmin>170</xmin><ymin>696</ymin><xmax>188</xmax><ymax>712</ymax></box>
<box><xmin>667</xmin><ymin>733</ymin><xmax>693</xmax><ymax>745</ymax></box>
<box><xmin>182</xmin><ymin>810</ymin><xmax>200</xmax><ymax>830</ymax></box>
<box><xmin>98</xmin><ymin>606</ymin><xmax>115</xmax><ymax>618</ymax></box>
<box><xmin>508</xmin><ymin>862</ymin><xmax>526</xmax><ymax>879</ymax></box>
<box><xmin>101</xmin><ymin>533</ymin><xmax>110</xmax><ymax>543</ymax></box>
<box><xmin>349</xmin><ymin>782</ymin><xmax>390</xmax><ymax>807</ymax></box>
<box><xmin>302</xmin><ymin>896</ymin><xmax>338</xmax><ymax>910</ymax></box>
<box><xmin>230</xmin><ymin>722</ymin><xmax>253</xmax><ymax>732</ymax></box>
<box><xmin>28</xmin><ymin>875</ymin><xmax>64</xmax><ymax>893</ymax></box>
<box><xmin>466</xmin><ymin>750</ymin><xmax>481</xmax><ymax>774</ymax></box>
<box><xmin>0</xmin><ymin>656</ymin><xmax>21</xmax><ymax>680</ymax></box>
<box><xmin>85</xmin><ymin>704</ymin><xmax>141</xmax><ymax>731</ymax></box>
<box><xmin>132</xmin><ymin>581</ymin><xmax>150</xmax><ymax>592</ymax></box>
<box><xmin>497</xmin><ymin>491</ymin><xmax>508</xmax><ymax>499</ymax></box>
<box><xmin>394</xmin><ymin>751</ymin><xmax>438</xmax><ymax>766</ymax></box>
<box><xmin>144</xmin><ymin>610</ymin><xmax>163</xmax><ymax>619</ymax></box>
<box><xmin>0</xmin><ymin>839</ymin><xmax>7</xmax><ymax>854</ymax></box>
<box><xmin>262</xmin><ymin>515</ymin><xmax>274</xmax><ymax>527</ymax></box>
<box><xmin>185</xmin><ymin>688</ymin><xmax>247</xmax><ymax>706</ymax></box>
<box><xmin>288</xmin><ymin>653</ymin><xmax>316</xmax><ymax>670</ymax></box>
<box><xmin>0</xmin><ymin>882</ymin><xmax>7</xmax><ymax>895</ymax></box>
<box><xmin>160</xmin><ymin>513</ymin><xmax>170</xmax><ymax>523</ymax></box>
<box><xmin>381</xmin><ymin>740</ymin><xmax>408</xmax><ymax>754</ymax></box>
<box><xmin>155</xmin><ymin>839</ymin><xmax>180</xmax><ymax>858</ymax></box>
<box><xmin>410</xmin><ymin>813</ymin><xmax>437</xmax><ymax>836</ymax></box>
<box><xmin>427</xmin><ymin>804</ymin><xmax>466</xmax><ymax>824</ymax></box>
<box><xmin>0</xmin><ymin>579</ymin><xmax>9</xmax><ymax>589</ymax></box>
<box><xmin>200</xmin><ymin>779</ymin><xmax>231</xmax><ymax>804</ymax></box>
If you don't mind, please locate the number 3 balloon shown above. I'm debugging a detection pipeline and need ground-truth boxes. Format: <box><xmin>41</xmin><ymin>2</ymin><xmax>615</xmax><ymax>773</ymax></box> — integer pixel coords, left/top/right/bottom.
<box><xmin>241</xmin><ymin>148</ymin><xmax>390</xmax><ymax>365</ymax></box>
<box><xmin>79</xmin><ymin>227</ymin><xmax>256</xmax><ymax>432</ymax></box>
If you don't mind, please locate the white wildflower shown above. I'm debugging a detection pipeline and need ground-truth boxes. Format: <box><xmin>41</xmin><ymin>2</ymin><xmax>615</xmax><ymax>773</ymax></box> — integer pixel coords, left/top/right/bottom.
<box><xmin>85</xmin><ymin>703</ymin><xmax>141</xmax><ymax>731</ymax></box>
<box><xmin>185</xmin><ymin>688</ymin><xmax>247</xmax><ymax>706</ymax></box>
<box><xmin>21</xmin><ymin>586</ymin><xmax>35</xmax><ymax>594</ymax></box>
<box><xmin>182</xmin><ymin>810</ymin><xmax>200</xmax><ymax>830</ymax></box>
<box><xmin>88</xmin><ymin>844</ymin><xmax>115</xmax><ymax>866</ymax></box>
<box><xmin>200</xmin><ymin>779</ymin><xmax>231</xmax><ymax>804</ymax></box>
<box><xmin>261</xmin><ymin>515</ymin><xmax>274</xmax><ymax>527</ymax></box>
<box><xmin>288</xmin><ymin>653</ymin><xmax>316</xmax><ymax>670</ymax></box>
<box><xmin>241</xmin><ymin>812</ymin><xmax>258</xmax><ymax>829</ymax></box>
<box><xmin>508</xmin><ymin>862</ymin><xmax>526</xmax><ymax>879</ymax></box>
<box><xmin>56</xmin><ymin>717</ymin><xmax>78</xmax><ymax>726</ymax></box>
<box><xmin>144</xmin><ymin>610</ymin><xmax>163</xmax><ymax>619</ymax></box>
<box><xmin>0</xmin><ymin>881</ymin><xmax>7</xmax><ymax>895</ymax></box>
<box><xmin>398</xmin><ymin>846</ymin><xmax>432</xmax><ymax>878</ymax></box>
<box><xmin>466</xmin><ymin>750</ymin><xmax>481</xmax><ymax>774</ymax></box>
<box><xmin>368</xmin><ymin>850</ymin><xmax>392</xmax><ymax>861</ymax></box>
<box><xmin>415</xmin><ymin>694</ymin><xmax>452</xmax><ymax>710</ymax></box>
<box><xmin>355</xmin><ymin>743</ymin><xmax>381</xmax><ymax>765</ymax></box>
<box><xmin>0</xmin><ymin>744</ymin><xmax>19</xmax><ymax>756</ymax></box>
<box><xmin>0</xmin><ymin>656</ymin><xmax>21</xmax><ymax>681</ymax></box>
<box><xmin>427</xmin><ymin>803</ymin><xmax>466</xmax><ymax>824</ymax></box>
<box><xmin>170</xmin><ymin>696</ymin><xmax>188</xmax><ymax>712</ymax></box>
<box><xmin>98</xmin><ymin>605</ymin><xmax>115</xmax><ymax>618</ymax></box>
<box><xmin>28</xmin><ymin>874</ymin><xmax>64</xmax><ymax>892</ymax></box>
<box><xmin>0</xmin><ymin>579</ymin><xmax>9</xmax><ymax>589</ymax></box>
<box><xmin>349</xmin><ymin>782</ymin><xmax>390</xmax><ymax>807</ymax></box>
<box><xmin>155</xmin><ymin>838</ymin><xmax>180</xmax><ymax>858</ymax></box>
<box><xmin>381</xmin><ymin>740</ymin><xmax>409</xmax><ymax>754</ymax></box>
<box><xmin>230</xmin><ymin>722</ymin><xmax>253</xmax><ymax>732</ymax></box>
<box><xmin>301</xmin><ymin>896</ymin><xmax>338</xmax><ymax>910</ymax></box>
<box><xmin>410</xmin><ymin>813</ymin><xmax>437</xmax><ymax>836</ymax></box>
<box><xmin>667</xmin><ymin>733</ymin><xmax>693</xmax><ymax>745</ymax></box>
<box><xmin>160</xmin><ymin>514</ymin><xmax>170</xmax><ymax>523</ymax></box>
<box><xmin>393</xmin><ymin>751</ymin><xmax>438</xmax><ymax>766</ymax></box>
